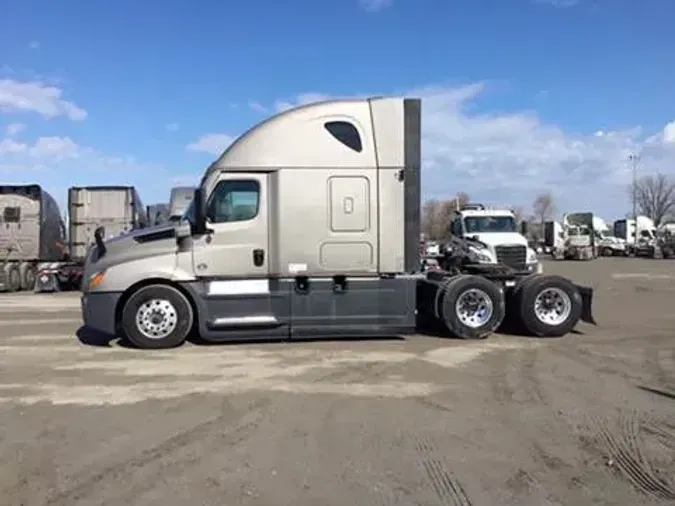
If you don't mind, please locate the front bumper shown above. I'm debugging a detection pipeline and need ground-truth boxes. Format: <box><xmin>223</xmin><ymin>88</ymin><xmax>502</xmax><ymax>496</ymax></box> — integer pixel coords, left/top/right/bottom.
<box><xmin>81</xmin><ymin>292</ymin><xmax>122</xmax><ymax>336</ymax></box>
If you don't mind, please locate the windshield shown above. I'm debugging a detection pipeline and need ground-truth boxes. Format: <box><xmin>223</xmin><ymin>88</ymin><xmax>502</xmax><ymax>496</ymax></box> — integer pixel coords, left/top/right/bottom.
<box><xmin>464</xmin><ymin>216</ymin><xmax>517</xmax><ymax>233</ymax></box>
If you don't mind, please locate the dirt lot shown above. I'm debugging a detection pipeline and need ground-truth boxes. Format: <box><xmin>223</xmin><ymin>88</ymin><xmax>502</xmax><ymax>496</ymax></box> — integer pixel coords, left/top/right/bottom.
<box><xmin>0</xmin><ymin>259</ymin><xmax>674</xmax><ymax>506</ymax></box>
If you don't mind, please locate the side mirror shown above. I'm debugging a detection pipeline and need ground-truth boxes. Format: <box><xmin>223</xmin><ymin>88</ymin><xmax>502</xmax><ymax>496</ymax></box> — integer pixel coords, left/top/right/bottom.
<box><xmin>94</xmin><ymin>226</ymin><xmax>107</xmax><ymax>256</ymax></box>
<box><xmin>520</xmin><ymin>221</ymin><xmax>528</xmax><ymax>236</ymax></box>
<box><xmin>175</xmin><ymin>219</ymin><xmax>192</xmax><ymax>240</ymax></box>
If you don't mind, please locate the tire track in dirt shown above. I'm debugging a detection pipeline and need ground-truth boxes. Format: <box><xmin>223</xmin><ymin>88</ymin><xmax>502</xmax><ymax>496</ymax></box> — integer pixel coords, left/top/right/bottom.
<box><xmin>45</xmin><ymin>397</ymin><xmax>273</xmax><ymax>506</ymax></box>
<box><xmin>487</xmin><ymin>345</ymin><xmax>591</xmax><ymax>504</ymax></box>
<box><xmin>642</xmin><ymin>420</ymin><xmax>675</xmax><ymax>453</ymax></box>
<box><xmin>411</xmin><ymin>433</ymin><xmax>473</xmax><ymax>506</ymax></box>
<box><xmin>589</xmin><ymin>410</ymin><xmax>675</xmax><ymax>501</ymax></box>
<box><xmin>489</xmin><ymin>347</ymin><xmax>545</xmax><ymax>405</ymax></box>
<box><xmin>643</xmin><ymin>346</ymin><xmax>675</xmax><ymax>387</ymax></box>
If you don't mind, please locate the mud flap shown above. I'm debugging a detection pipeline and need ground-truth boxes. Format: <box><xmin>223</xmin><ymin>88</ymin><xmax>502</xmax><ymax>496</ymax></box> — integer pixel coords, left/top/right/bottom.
<box><xmin>575</xmin><ymin>284</ymin><xmax>596</xmax><ymax>325</ymax></box>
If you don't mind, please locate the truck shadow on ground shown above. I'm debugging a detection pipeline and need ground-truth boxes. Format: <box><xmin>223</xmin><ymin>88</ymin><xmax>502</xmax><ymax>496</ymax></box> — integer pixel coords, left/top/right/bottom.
<box><xmin>76</xmin><ymin>323</ymin><xmax>582</xmax><ymax>349</ymax></box>
<box><xmin>75</xmin><ymin>326</ymin><xmax>408</xmax><ymax>349</ymax></box>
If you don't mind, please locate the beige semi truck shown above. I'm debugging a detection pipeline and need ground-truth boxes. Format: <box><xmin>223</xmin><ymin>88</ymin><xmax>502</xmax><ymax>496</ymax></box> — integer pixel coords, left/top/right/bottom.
<box><xmin>80</xmin><ymin>97</ymin><xmax>595</xmax><ymax>349</ymax></box>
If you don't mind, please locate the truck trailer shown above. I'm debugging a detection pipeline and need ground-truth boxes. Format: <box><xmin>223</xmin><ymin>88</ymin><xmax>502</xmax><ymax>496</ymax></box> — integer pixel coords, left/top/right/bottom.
<box><xmin>0</xmin><ymin>185</ymin><xmax>65</xmax><ymax>292</ymax></box>
<box><xmin>35</xmin><ymin>186</ymin><xmax>147</xmax><ymax>291</ymax></box>
<box><xmin>80</xmin><ymin>97</ymin><xmax>595</xmax><ymax>349</ymax></box>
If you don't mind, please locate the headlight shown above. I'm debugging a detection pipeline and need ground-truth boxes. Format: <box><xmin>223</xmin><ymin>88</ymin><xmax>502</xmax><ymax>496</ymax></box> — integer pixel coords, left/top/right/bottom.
<box><xmin>527</xmin><ymin>248</ymin><xmax>538</xmax><ymax>264</ymax></box>
<box><xmin>467</xmin><ymin>246</ymin><xmax>494</xmax><ymax>263</ymax></box>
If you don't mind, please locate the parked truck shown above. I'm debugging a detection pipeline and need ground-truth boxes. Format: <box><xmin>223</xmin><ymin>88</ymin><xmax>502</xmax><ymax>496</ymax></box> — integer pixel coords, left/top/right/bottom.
<box><xmin>613</xmin><ymin>216</ymin><xmax>657</xmax><ymax>257</ymax></box>
<box><xmin>35</xmin><ymin>186</ymin><xmax>147</xmax><ymax>292</ymax></box>
<box><xmin>80</xmin><ymin>97</ymin><xmax>595</xmax><ymax>349</ymax></box>
<box><xmin>446</xmin><ymin>204</ymin><xmax>542</xmax><ymax>274</ymax></box>
<box><xmin>0</xmin><ymin>185</ymin><xmax>65</xmax><ymax>292</ymax></box>
<box><xmin>168</xmin><ymin>186</ymin><xmax>195</xmax><ymax>222</ymax></box>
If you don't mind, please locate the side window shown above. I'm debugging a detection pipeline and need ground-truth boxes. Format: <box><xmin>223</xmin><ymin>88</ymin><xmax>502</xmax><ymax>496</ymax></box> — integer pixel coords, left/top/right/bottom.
<box><xmin>206</xmin><ymin>180</ymin><xmax>260</xmax><ymax>223</ymax></box>
<box><xmin>450</xmin><ymin>216</ymin><xmax>462</xmax><ymax>236</ymax></box>
<box><xmin>324</xmin><ymin>121</ymin><xmax>363</xmax><ymax>152</ymax></box>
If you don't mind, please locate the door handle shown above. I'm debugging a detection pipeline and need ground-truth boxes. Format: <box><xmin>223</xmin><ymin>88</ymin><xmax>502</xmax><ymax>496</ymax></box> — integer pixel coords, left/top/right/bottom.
<box><xmin>253</xmin><ymin>249</ymin><xmax>264</xmax><ymax>266</ymax></box>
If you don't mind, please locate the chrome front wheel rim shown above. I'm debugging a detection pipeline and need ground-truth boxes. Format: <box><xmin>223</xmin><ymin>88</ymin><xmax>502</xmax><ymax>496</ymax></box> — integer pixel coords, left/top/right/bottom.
<box><xmin>135</xmin><ymin>299</ymin><xmax>178</xmax><ymax>339</ymax></box>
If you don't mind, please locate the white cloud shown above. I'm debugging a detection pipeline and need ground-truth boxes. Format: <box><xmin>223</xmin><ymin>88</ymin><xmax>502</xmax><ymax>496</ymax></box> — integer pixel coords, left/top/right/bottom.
<box><xmin>28</xmin><ymin>40</ymin><xmax>40</xmax><ymax>50</ymax></box>
<box><xmin>4</xmin><ymin>123</ymin><xmax>25</xmax><ymax>136</ymax></box>
<box><xmin>358</xmin><ymin>0</ymin><xmax>392</xmax><ymax>11</ymax></box>
<box><xmin>0</xmin><ymin>79</ymin><xmax>87</xmax><ymax>121</ymax></box>
<box><xmin>206</xmin><ymin>84</ymin><xmax>675</xmax><ymax>218</ymax></box>
<box><xmin>186</xmin><ymin>133</ymin><xmax>234</xmax><ymax>155</ymax></box>
<box><xmin>165</xmin><ymin>122</ymin><xmax>179</xmax><ymax>132</ymax></box>
<box><xmin>29</xmin><ymin>136</ymin><xmax>80</xmax><ymax>159</ymax></box>
<box><xmin>663</xmin><ymin>121</ymin><xmax>675</xmax><ymax>144</ymax></box>
<box><xmin>0</xmin><ymin>138</ymin><xmax>27</xmax><ymax>155</ymax></box>
<box><xmin>248</xmin><ymin>101</ymin><xmax>268</xmax><ymax>113</ymax></box>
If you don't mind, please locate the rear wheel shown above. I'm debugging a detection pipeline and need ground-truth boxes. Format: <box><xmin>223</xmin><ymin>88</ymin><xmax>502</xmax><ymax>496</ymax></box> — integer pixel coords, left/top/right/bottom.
<box><xmin>516</xmin><ymin>275</ymin><xmax>582</xmax><ymax>337</ymax></box>
<box><xmin>436</xmin><ymin>275</ymin><xmax>505</xmax><ymax>339</ymax></box>
<box><xmin>6</xmin><ymin>265</ymin><xmax>21</xmax><ymax>292</ymax></box>
<box><xmin>21</xmin><ymin>264</ymin><xmax>36</xmax><ymax>291</ymax></box>
<box><xmin>121</xmin><ymin>284</ymin><xmax>193</xmax><ymax>349</ymax></box>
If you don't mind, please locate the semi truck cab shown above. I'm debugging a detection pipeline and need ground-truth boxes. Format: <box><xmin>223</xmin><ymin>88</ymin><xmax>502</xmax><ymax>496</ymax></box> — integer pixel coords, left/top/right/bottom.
<box><xmin>449</xmin><ymin>207</ymin><xmax>541</xmax><ymax>274</ymax></box>
<box><xmin>81</xmin><ymin>97</ymin><xmax>595</xmax><ymax>349</ymax></box>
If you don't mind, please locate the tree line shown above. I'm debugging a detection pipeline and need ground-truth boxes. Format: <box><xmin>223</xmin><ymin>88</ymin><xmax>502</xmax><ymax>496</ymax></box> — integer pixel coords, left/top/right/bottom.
<box><xmin>421</xmin><ymin>172</ymin><xmax>675</xmax><ymax>241</ymax></box>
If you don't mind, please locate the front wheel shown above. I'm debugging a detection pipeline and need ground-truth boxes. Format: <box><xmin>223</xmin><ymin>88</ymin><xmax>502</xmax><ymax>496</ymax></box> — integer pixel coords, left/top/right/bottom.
<box><xmin>436</xmin><ymin>275</ymin><xmax>505</xmax><ymax>339</ymax></box>
<box><xmin>121</xmin><ymin>284</ymin><xmax>194</xmax><ymax>349</ymax></box>
<box><xmin>515</xmin><ymin>275</ymin><xmax>582</xmax><ymax>337</ymax></box>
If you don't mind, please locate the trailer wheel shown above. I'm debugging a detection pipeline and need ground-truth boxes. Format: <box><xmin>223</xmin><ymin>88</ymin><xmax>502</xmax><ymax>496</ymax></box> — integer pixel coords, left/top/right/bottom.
<box><xmin>437</xmin><ymin>275</ymin><xmax>505</xmax><ymax>339</ymax></box>
<box><xmin>6</xmin><ymin>266</ymin><xmax>22</xmax><ymax>292</ymax></box>
<box><xmin>516</xmin><ymin>275</ymin><xmax>582</xmax><ymax>337</ymax></box>
<box><xmin>121</xmin><ymin>284</ymin><xmax>193</xmax><ymax>349</ymax></box>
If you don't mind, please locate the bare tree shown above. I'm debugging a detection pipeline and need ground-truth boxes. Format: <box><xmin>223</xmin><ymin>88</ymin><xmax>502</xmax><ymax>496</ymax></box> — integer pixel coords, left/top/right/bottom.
<box><xmin>511</xmin><ymin>206</ymin><xmax>526</xmax><ymax>224</ymax></box>
<box><xmin>421</xmin><ymin>199</ymin><xmax>441</xmax><ymax>239</ymax></box>
<box><xmin>633</xmin><ymin>173</ymin><xmax>675</xmax><ymax>226</ymax></box>
<box><xmin>454</xmin><ymin>192</ymin><xmax>470</xmax><ymax>211</ymax></box>
<box><xmin>532</xmin><ymin>192</ymin><xmax>556</xmax><ymax>227</ymax></box>
<box><xmin>422</xmin><ymin>192</ymin><xmax>473</xmax><ymax>240</ymax></box>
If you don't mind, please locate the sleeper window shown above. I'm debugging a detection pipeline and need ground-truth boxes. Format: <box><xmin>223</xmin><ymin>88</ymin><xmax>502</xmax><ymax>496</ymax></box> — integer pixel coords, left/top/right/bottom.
<box><xmin>324</xmin><ymin>121</ymin><xmax>363</xmax><ymax>152</ymax></box>
<box><xmin>207</xmin><ymin>180</ymin><xmax>260</xmax><ymax>223</ymax></box>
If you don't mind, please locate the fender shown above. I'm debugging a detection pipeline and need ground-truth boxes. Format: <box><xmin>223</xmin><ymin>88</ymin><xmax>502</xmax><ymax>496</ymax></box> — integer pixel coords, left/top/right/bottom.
<box><xmin>575</xmin><ymin>284</ymin><xmax>596</xmax><ymax>325</ymax></box>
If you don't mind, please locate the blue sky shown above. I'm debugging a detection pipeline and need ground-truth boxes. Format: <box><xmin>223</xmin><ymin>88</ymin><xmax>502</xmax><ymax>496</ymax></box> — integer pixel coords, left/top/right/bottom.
<box><xmin>1</xmin><ymin>0</ymin><xmax>674</xmax><ymax>219</ymax></box>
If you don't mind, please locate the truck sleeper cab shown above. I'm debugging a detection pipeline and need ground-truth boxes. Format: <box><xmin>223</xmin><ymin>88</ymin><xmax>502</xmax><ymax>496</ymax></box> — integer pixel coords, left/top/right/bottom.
<box><xmin>80</xmin><ymin>97</ymin><xmax>595</xmax><ymax>349</ymax></box>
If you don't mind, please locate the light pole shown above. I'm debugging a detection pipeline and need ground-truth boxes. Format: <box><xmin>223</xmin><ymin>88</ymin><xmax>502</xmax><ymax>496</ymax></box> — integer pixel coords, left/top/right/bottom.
<box><xmin>629</xmin><ymin>153</ymin><xmax>640</xmax><ymax>248</ymax></box>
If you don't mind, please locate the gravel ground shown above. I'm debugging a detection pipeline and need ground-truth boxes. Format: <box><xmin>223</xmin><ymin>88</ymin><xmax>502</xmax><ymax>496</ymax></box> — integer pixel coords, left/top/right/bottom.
<box><xmin>0</xmin><ymin>258</ymin><xmax>674</xmax><ymax>506</ymax></box>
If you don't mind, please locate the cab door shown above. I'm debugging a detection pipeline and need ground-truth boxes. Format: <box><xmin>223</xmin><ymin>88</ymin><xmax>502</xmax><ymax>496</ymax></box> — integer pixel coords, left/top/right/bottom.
<box><xmin>191</xmin><ymin>172</ymin><xmax>289</xmax><ymax>340</ymax></box>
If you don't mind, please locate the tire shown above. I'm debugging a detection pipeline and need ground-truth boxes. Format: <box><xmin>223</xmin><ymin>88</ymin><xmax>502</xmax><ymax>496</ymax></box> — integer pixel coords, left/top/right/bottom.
<box><xmin>6</xmin><ymin>265</ymin><xmax>21</xmax><ymax>292</ymax></box>
<box><xmin>121</xmin><ymin>284</ymin><xmax>194</xmax><ymax>349</ymax></box>
<box><xmin>436</xmin><ymin>275</ymin><xmax>505</xmax><ymax>339</ymax></box>
<box><xmin>515</xmin><ymin>275</ymin><xmax>582</xmax><ymax>337</ymax></box>
<box><xmin>21</xmin><ymin>265</ymin><xmax>36</xmax><ymax>291</ymax></box>
<box><xmin>602</xmin><ymin>247</ymin><xmax>613</xmax><ymax>257</ymax></box>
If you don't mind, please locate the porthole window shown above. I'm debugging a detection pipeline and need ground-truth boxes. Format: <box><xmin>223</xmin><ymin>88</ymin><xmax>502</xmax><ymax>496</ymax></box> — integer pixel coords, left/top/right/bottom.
<box><xmin>324</xmin><ymin>121</ymin><xmax>363</xmax><ymax>152</ymax></box>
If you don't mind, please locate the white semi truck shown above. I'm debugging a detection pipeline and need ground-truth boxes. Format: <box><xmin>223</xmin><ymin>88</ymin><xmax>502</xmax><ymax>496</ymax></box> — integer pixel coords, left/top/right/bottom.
<box><xmin>613</xmin><ymin>216</ymin><xmax>657</xmax><ymax>257</ymax></box>
<box><xmin>447</xmin><ymin>205</ymin><xmax>541</xmax><ymax>274</ymax></box>
<box><xmin>80</xmin><ymin>97</ymin><xmax>595</xmax><ymax>349</ymax></box>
